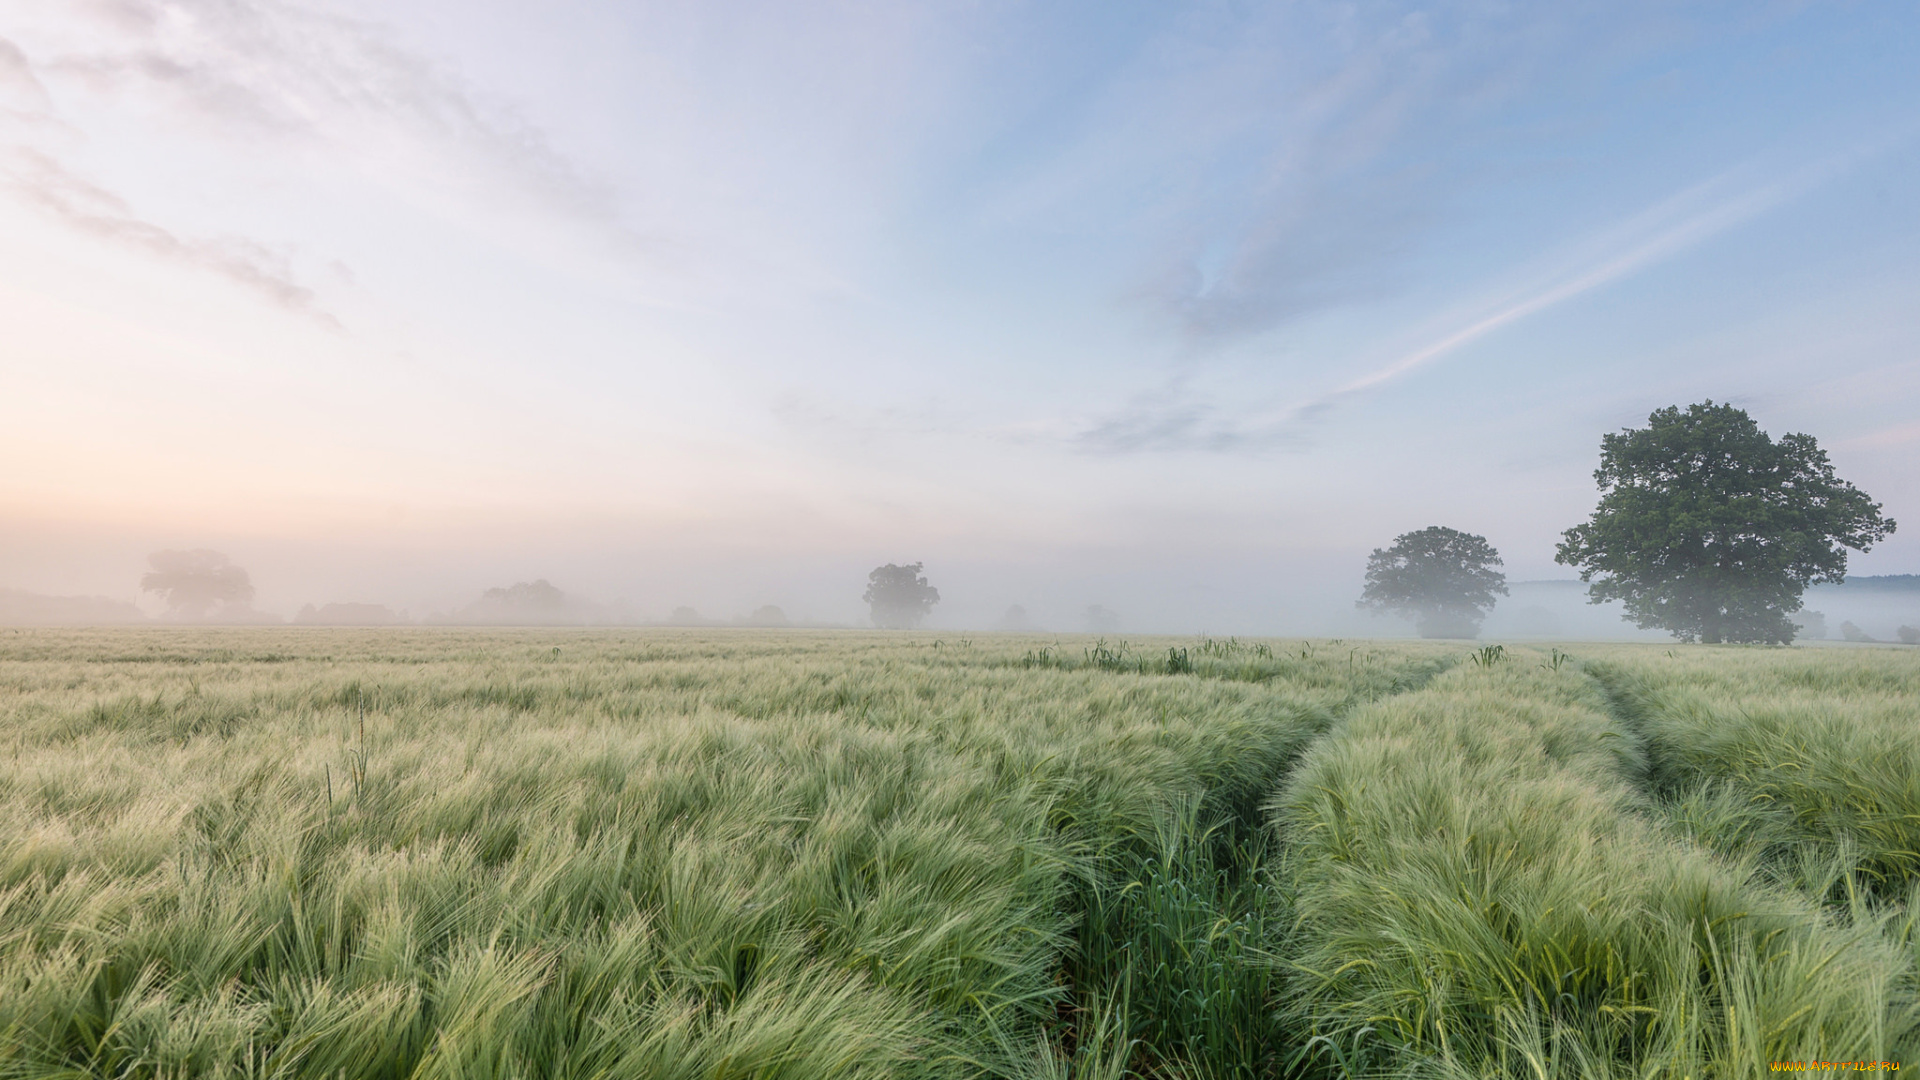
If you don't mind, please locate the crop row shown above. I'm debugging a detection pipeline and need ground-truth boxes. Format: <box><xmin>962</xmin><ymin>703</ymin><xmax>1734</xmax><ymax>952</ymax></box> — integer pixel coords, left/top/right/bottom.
<box><xmin>1274</xmin><ymin>658</ymin><xmax>1917</xmax><ymax>1075</ymax></box>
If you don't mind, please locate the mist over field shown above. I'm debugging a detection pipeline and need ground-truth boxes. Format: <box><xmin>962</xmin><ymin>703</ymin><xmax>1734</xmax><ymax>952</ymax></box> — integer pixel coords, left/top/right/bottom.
<box><xmin>7</xmin><ymin>523</ymin><xmax>1455</xmax><ymax>634</ymax></box>
<box><xmin>5</xmin><ymin>520</ymin><xmax>1917</xmax><ymax>642</ymax></box>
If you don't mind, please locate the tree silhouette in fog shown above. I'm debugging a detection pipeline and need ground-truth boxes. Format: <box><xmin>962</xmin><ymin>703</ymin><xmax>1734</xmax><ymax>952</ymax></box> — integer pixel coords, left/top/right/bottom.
<box><xmin>1359</xmin><ymin>527</ymin><xmax>1507</xmax><ymax>638</ymax></box>
<box><xmin>458</xmin><ymin>579</ymin><xmax>586</xmax><ymax>625</ymax></box>
<box><xmin>141</xmin><ymin>550</ymin><xmax>255</xmax><ymax>619</ymax></box>
<box><xmin>482</xmin><ymin>580</ymin><xmax>567</xmax><ymax>611</ymax></box>
<box><xmin>864</xmin><ymin>563</ymin><xmax>939</xmax><ymax>629</ymax></box>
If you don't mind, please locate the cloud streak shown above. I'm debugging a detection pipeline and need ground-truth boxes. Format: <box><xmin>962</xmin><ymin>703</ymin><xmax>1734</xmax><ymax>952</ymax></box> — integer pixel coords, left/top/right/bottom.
<box><xmin>1100</xmin><ymin>3</ymin><xmax>1624</xmax><ymax>347</ymax></box>
<box><xmin>40</xmin><ymin>0</ymin><xmax>622</xmax><ymax>224</ymax></box>
<box><xmin>0</xmin><ymin>0</ymin><xmax>649</xmax><ymax>324</ymax></box>
<box><xmin>1073</xmin><ymin>141</ymin><xmax>1894</xmax><ymax>454</ymax></box>
<box><xmin>2</xmin><ymin>147</ymin><xmax>336</xmax><ymax>323</ymax></box>
<box><xmin>1331</xmin><ymin>161</ymin><xmax>1848</xmax><ymax>399</ymax></box>
<box><xmin>0</xmin><ymin>36</ymin><xmax>52</xmax><ymax>116</ymax></box>
<box><xmin>0</xmin><ymin>0</ymin><xmax>647</xmax><ymax>319</ymax></box>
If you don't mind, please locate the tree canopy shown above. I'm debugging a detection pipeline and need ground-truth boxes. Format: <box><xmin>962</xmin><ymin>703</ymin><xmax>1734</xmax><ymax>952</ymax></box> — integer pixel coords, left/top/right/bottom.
<box><xmin>864</xmin><ymin>563</ymin><xmax>940</xmax><ymax>629</ymax></box>
<box><xmin>459</xmin><ymin>579</ymin><xmax>581</xmax><ymax>625</ymax></box>
<box><xmin>481</xmin><ymin>580</ymin><xmax>567</xmax><ymax>611</ymax></box>
<box><xmin>1555</xmin><ymin>401</ymin><xmax>1895</xmax><ymax>644</ymax></box>
<box><xmin>140</xmin><ymin>549</ymin><xmax>254</xmax><ymax>619</ymax></box>
<box><xmin>1358</xmin><ymin>526</ymin><xmax>1508</xmax><ymax>638</ymax></box>
<box><xmin>747</xmin><ymin>605</ymin><xmax>789</xmax><ymax>627</ymax></box>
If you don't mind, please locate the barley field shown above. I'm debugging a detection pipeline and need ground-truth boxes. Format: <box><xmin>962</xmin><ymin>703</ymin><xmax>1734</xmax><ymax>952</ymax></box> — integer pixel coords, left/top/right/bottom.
<box><xmin>0</xmin><ymin>629</ymin><xmax>1915</xmax><ymax>1078</ymax></box>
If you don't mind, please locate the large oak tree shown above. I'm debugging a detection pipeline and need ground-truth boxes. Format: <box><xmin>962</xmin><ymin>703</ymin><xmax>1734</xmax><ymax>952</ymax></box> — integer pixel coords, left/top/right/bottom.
<box><xmin>1555</xmin><ymin>402</ymin><xmax>1895</xmax><ymax>644</ymax></box>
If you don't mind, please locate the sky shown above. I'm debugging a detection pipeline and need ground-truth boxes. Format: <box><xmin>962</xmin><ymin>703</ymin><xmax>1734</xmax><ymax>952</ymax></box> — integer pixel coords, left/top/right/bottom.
<box><xmin>2</xmin><ymin>0</ymin><xmax>1918</xmax><ymax>632</ymax></box>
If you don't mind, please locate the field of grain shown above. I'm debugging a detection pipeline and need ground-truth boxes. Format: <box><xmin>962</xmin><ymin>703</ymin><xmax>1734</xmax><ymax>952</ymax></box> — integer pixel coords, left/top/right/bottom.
<box><xmin>1</xmin><ymin>629</ymin><xmax>1915</xmax><ymax>1078</ymax></box>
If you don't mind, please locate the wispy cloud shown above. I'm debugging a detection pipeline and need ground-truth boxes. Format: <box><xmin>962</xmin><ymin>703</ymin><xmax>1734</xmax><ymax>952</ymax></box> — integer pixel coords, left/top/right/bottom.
<box><xmin>1073</xmin><ymin>400</ymin><xmax>1223</xmax><ymax>454</ymax></box>
<box><xmin>1071</xmin><ymin>394</ymin><xmax>1306</xmax><ymax>455</ymax></box>
<box><xmin>2</xmin><ymin>147</ymin><xmax>336</xmax><ymax>323</ymax></box>
<box><xmin>0</xmin><ymin>0</ymin><xmax>647</xmax><ymax>323</ymax></box>
<box><xmin>1071</xmin><ymin>141</ymin><xmax>1894</xmax><ymax>454</ymax></box>
<box><xmin>1330</xmin><ymin>159</ymin><xmax>1856</xmax><ymax>399</ymax></box>
<box><xmin>39</xmin><ymin>0</ymin><xmax>622</xmax><ymax>226</ymax></box>
<box><xmin>1081</xmin><ymin>3</ymin><xmax>1621</xmax><ymax>347</ymax></box>
<box><xmin>0</xmin><ymin>36</ymin><xmax>52</xmax><ymax>117</ymax></box>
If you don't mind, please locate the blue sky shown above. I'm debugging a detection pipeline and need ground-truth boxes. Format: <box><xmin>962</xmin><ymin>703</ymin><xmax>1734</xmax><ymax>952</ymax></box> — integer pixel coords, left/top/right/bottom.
<box><xmin>1</xmin><ymin>0</ymin><xmax>1916</xmax><ymax>630</ymax></box>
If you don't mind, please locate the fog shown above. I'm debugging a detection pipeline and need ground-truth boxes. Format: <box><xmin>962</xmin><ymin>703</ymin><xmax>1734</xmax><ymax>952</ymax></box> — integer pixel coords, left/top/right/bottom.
<box><xmin>4</xmin><ymin>516</ymin><xmax>1914</xmax><ymax>642</ymax></box>
<box><xmin>2</xmin><ymin>523</ymin><xmax>1391</xmax><ymax>634</ymax></box>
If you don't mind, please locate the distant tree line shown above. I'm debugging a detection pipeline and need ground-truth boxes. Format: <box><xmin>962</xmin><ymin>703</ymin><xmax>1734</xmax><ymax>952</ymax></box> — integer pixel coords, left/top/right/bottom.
<box><xmin>3</xmin><ymin>400</ymin><xmax>1903</xmax><ymax>643</ymax></box>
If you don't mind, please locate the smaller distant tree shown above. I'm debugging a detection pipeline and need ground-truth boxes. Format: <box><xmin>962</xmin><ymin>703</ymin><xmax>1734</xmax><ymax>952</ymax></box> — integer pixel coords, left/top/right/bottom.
<box><xmin>1359</xmin><ymin>527</ymin><xmax>1508</xmax><ymax>638</ymax></box>
<box><xmin>1083</xmin><ymin>604</ymin><xmax>1121</xmax><ymax>633</ymax></box>
<box><xmin>294</xmin><ymin>602</ymin><xmax>401</xmax><ymax>626</ymax></box>
<box><xmin>748</xmin><ymin>605</ymin><xmax>789</xmax><ymax>627</ymax></box>
<box><xmin>1792</xmin><ymin>610</ymin><xmax>1828</xmax><ymax>641</ymax></box>
<box><xmin>864</xmin><ymin>563</ymin><xmax>940</xmax><ymax>629</ymax></box>
<box><xmin>482</xmin><ymin>580</ymin><xmax>567</xmax><ymax>612</ymax></box>
<box><xmin>141</xmin><ymin>549</ymin><xmax>254</xmax><ymax>619</ymax></box>
<box><xmin>461</xmin><ymin>579</ymin><xmax>574</xmax><ymax>625</ymax></box>
<box><xmin>996</xmin><ymin>604</ymin><xmax>1033</xmax><ymax>631</ymax></box>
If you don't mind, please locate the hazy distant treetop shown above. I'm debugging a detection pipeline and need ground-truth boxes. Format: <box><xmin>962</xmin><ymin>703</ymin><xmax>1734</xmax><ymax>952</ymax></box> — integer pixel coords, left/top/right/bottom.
<box><xmin>1831</xmin><ymin>575</ymin><xmax>1920</xmax><ymax>593</ymax></box>
<box><xmin>1556</xmin><ymin>402</ymin><xmax>1895</xmax><ymax>644</ymax></box>
<box><xmin>1083</xmin><ymin>604</ymin><xmax>1121</xmax><ymax>633</ymax></box>
<box><xmin>864</xmin><ymin>563</ymin><xmax>939</xmax><ymax>629</ymax></box>
<box><xmin>1358</xmin><ymin>527</ymin><xmax>1507</xmax><ymax>638</ymax></box>
<box><xmin>454</xmin><ymin>579</ymin><xmax>596</xmax><ymax>625</ymax></box>
<box><xmin>481</xmin><ymin>580</ymin><xmax>567</xmax><ymax>610</ymax></box>
<box><xmin>0</xmin><ymin>589</ymin><xmax>147</xmax><ymax>626</ymax></box>
<box><xmin>140</xmin><ymin>549</ymin><xmax>254</xmax><ymax>619</ymax></box>
<box><xmin>295</xmin><ymin>602</ymin><xmax>402</xmax><ymax>626</ymax></box>
<box><xmin>747</xmin><ymin>605</ymin><xmax>789</xmax><ymax>627</ymax></box>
